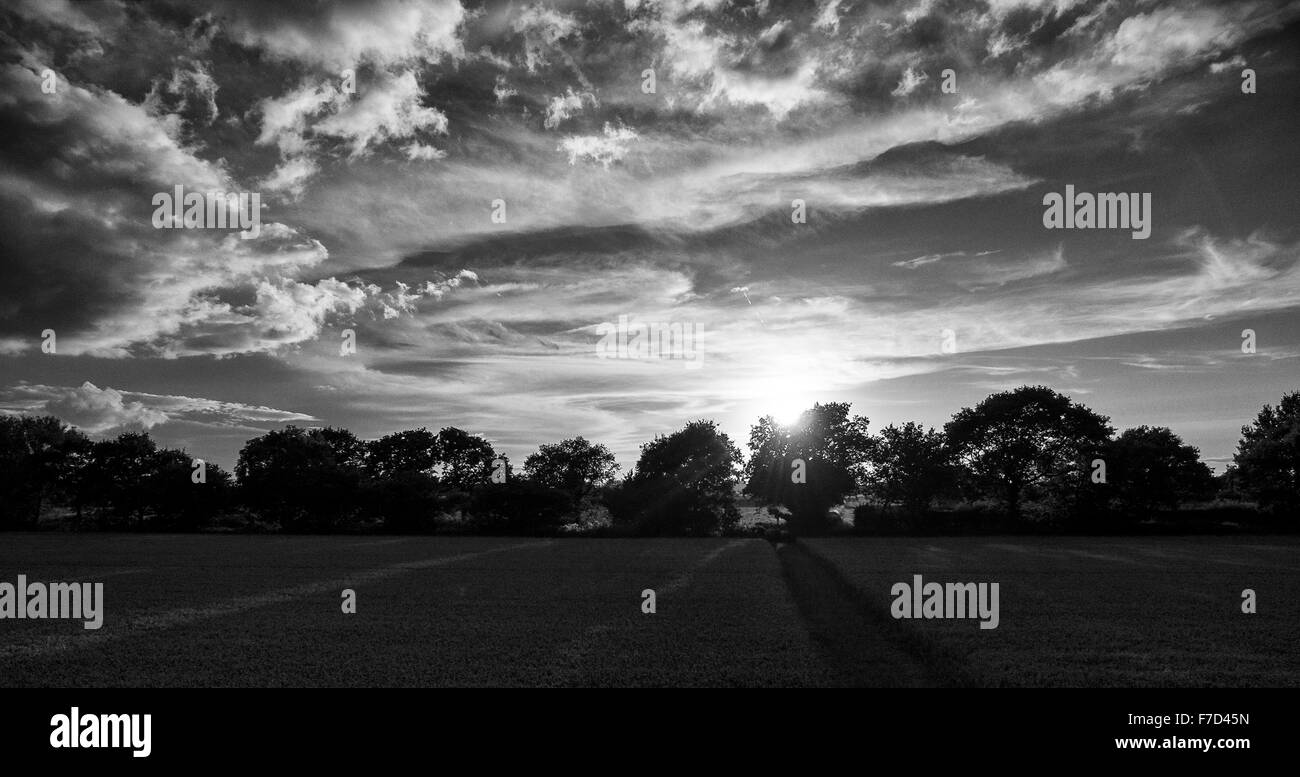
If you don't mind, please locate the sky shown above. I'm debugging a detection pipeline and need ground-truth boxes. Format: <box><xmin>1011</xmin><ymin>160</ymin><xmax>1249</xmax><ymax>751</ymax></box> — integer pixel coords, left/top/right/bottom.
<box><xmin>1</xmin><ymin>0</ymin><xmax>1297</xmax><ymax>474</ymax></box>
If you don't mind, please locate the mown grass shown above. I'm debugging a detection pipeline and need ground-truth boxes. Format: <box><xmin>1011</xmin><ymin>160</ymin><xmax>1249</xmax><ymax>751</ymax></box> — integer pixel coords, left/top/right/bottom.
<box><xmin>6</xmin><ymin>533</ymin><xmax>1292</xmax><ymax>687</ymax></box>
<box><xmin>0</xmin><ymin>534</ymin><xmax>822</xmax><ymax>687</ymax></box>
<box><xmin>801</xmin><ymin>536</ymin><xmax>1300</xmax><ymax>687</ymax></box>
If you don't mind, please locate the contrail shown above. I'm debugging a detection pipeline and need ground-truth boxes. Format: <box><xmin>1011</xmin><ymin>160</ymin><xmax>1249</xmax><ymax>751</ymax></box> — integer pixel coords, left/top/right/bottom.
<box><xmin>731</xmin><ymin>286</ymin><xmax>766</xmax><ymax>327</ymax></box>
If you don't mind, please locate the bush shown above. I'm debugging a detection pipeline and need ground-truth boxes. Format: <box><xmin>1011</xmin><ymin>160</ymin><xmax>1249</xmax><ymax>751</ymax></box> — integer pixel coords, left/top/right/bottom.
<box><xmin>853</xmin><ymin>503</ymin><xmax>924</xmax><ymax>535</ymax></box>
<box><xmin>466</xmin><ymin>480</ymin><xmax>574</xmax><ymax>535</ymax></box>
<box><xmin>853</xmin><ymin>503</ymin><xmax>887</xmax><ymax>534</ymax></box>
<box><xmin>605</xmin><ymin>474</ymin><xmax>739</xmax><ymax>536</ymax></box>
<box><xmin>367</xmin><ymin>471</ymin><xmax>441</xmax><ymax>534</ymax></box>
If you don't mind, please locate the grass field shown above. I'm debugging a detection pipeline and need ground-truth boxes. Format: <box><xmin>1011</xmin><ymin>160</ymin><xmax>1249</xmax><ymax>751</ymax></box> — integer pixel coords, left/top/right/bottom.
<box><xmin>802</xmin><ymin>536</ymin><xmax>1300</xmax><ymax>687</ymax></box>
<box><xmin>0</xmin><ymin>533</ymin><xmax>1296</xmax><ymax>687</ymax></box>
<box><xmin>0</xmin><ymin>534</ymin><xmax>823</xmax><ymax>687</ymax></box>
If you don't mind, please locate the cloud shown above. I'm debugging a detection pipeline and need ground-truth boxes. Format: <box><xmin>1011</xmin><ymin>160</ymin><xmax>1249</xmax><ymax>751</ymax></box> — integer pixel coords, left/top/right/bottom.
<box><xmin>255</xmin><ymin>70</ymin><xmax>448</xmax><ymax>192</ymax></box>
<box><xmin>404</xmin><ymin>142</ymin><xmax>447</xmax><ymax>161</ymax></box>
<box><xmin>0</xmin><ymin>382</ymin><xmax>317</xmax><ymax>435</ymax></box>
<box><xmin>143</xmin><ymin>60</ymin><xmax>220</xmax><ymax>126</ymax></box>
<box><xmin>255</xmin><ymin>80</ymin><xmax>341</xmax><ymax>157</ymax></box>
<box><xmin>7</xmin><ymin>0</ymin><xmax>121</xmax><ymax>36</ymax></box>
<box><xmin>1029</xmin><ymin>3</ymin><xmax>1287</xmax><ymax>106</ymax></box>
<box><xmin>0</xmin><ymin>62</ymin><xmax>225</xmax><ymax>192</ymax></box>
<box><xmin>260</xmin><ymin>156</ymin><xmax>320</xmax><ymax>198</ymax></box>
<box><xmin>0</xmin><ymin>61</ymin><xmax>462</xmax><ymax>359</ymax></box>
<box><xmin>214</xmin><ymin>0</ymin><xmax>466</xmax><ymax>70</ymax></box>
<box><xmin>1171</xmin><ymin>227</ymin><xmax>1276</xmax><ymax>291</ymax></box>
<box><xmin>5</xmin><ymin>0</ymin><xmax>1300</xmax><ymax>471</ymax></box>
<box><xmin>58</xmin><ymin>225</ymin><xmax>347</xmax><ymax>358</ymax></box>
<box><xmin>512</xmin><ymin>3</ymin><xmax>581</xmax><ymax>73</ymax></box>
<box><xmin>290</xmin><ymin>129</ymin><xmax>1040</xmax><ymax>261</ymax></box>
<box><xmin>1209</xmin><ymin>55</ymin><xmax>1248</xmax><ymax>74</ymax></box>
<box><xmin>895</xmin><ymin>251</ymin><xmax>964</xmax><ymax>269</ymax></box>
<box><xmin>493</xmin><ymin>75</ymin><xmax>517</xmax><ymax>103</ymax></box>
<box><xmin>560</xmin><ymin>123</ymin><xmax>640</xmax><ymax>169</ymax></box>
<box><xmin>813</xmin><ymin>0</ymin><xmax>842</xmax><ymax>33</ymax></box>
<box><xmin>1107</xmin><ymin>6</ymin><xmax>1241</xmax><ymax>70</ymax></box>
<box><xmin>219</xmin><ymin>0</ymin><xmax>1300</xmax><ymax>260</ymax></box>
<box><xmin>316</xmin><ymin>70</ymin><xmax>448</xmax><ymax>157</ymax></box>
<box><xmin>892</xmin><ymin>245</ymin><xmax>1066</xmax><ymax>289</ymax></box>
<box><xmin>418</xmin><ymin>269</ymin><xmax>480</xmax><ymax>301</ymax></box>
<box><xmin>906</xmin><ymin>230</ymin><xmax>1300</xmax><ymax>356</ymax></box>
<box><xmin>332</xmin><ymin>227</ymin><xmax>1297</xmax><ymax>423</ymax></box>
<box><xmin>544</xmin><ymin>88</ymin><xmax>592</xmax><ymax>129</ymax></box>
<box><xmin>8</xmin><ymin>382</ymin><xmax>168</xmax><ymax>434</ymax></box>
<box><xmin>891</xmin><ymin>66</ymin><xmax>929</xmax><ymax>97</ymax></box>
<box><xmin>961</xmin><ymin>244</ymin><xmax>1068</xmax><ymax>289</ymax></box>
<box><xmin>630</xmin><ymin>8</ymin><xmax>826</xmax><ymax>118</ymax></box>
<box><xmin>345</xmin><ymin>240</ymin><xmax>1264</xmax><ymax>457</ymax></box>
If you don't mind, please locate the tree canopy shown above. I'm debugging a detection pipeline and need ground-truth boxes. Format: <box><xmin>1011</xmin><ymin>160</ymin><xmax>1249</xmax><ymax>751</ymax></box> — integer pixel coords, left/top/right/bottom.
<box><xmin>523</xmin><ymin>436</ymin><xmax>619</xmax><ymax>497</ymax></box>
<box><xmin>944</xmin><ymin>386</ymin><xmax>1112</xmax><ymax>518</ymax></box>
<box><xmin>1104</xmin><ymin>426</ymin><xmax>1214</xmax><ymax>516</ymax></box>
<box><xmin>744</xmin><ymin>402</ymin><xmax>873</xmax><ymax>534</ymax></box>
<box><xmin>1233</xmin><ymin>391</ymin><xmax>1300</xmax><ymax>514</ymax></box>
<box><xmin>609</xmin><ymin>420</ymin><xmax>741</xmax><ymax>536</ymax></box>
<box><xmin>3</xmin><ymin>384</ymin><xmax>1293</xmax><ymax>535</ymax></box>
<box><xmin>867</xmin><ymin>422</ymin><xmax>953</xmax><ymax>518</ymax></box>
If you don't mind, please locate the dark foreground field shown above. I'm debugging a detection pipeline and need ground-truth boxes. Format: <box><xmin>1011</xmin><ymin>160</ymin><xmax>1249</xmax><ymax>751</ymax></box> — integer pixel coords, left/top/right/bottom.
<box><xmin>0</xmin><ymin>534</ymin><xmax>1296</xmax><ymax>687</ymax></box>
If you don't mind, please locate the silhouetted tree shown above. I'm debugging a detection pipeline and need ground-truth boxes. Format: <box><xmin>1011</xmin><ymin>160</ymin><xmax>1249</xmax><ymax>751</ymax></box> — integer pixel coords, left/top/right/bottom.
<box><xmin>236</xmin><ymin>426</ymin><xmax>366</xmax><ymax>531</ymax></box>
<box><xmin>0</xmin><ymin>415</ymin><xmax>90</xmax><ymax>528</ymax></box>
<box><xmin>313</xmin><ymin>426</ymin><xmax>368</xmax><ymax>469</ymax></box>
<box><xmin>366</xmin><ymin>428</ymin><xmax>438</xmax><ymax>479</ymax></box>
<box><xmin>368</xmin><ymin>470</ymin><xmax>442</xmax><ymax>533</ymax></box>
<box><xmin>867</xmin><ymin>422</ymin><xmax>953</xmax><ymax>520</ymax></box>
<box><xmin>147</xmin><ymin>449</ymin><xmax>234</xmax><ymax>530</ymax></box>
<box><xmin>432</xmin><ymin>427</ymin><xmax>498</xmax><ymax>493</ymax></box>
<box><xmin>76</xmin><ymin>432</ymin><xmax>160</xmax><ymax>527</ymax></box>
<box><xmin>944</xmin><ymin>386</ymin><xmax>1112</xmax><ymax>519</ymax></box>
<box><xmin>744</xmin><ymin>403</ymin><xmax>873</xmax><ymax>534</ymax></box>
<box><xmin>608</xmin><ymin>420</ymin><xmax>741</xmax><ymax>536</ymax></box>
<box><xmin>363</xmin><ymin>428</ymin><xmax>441</xmax><ymax>530</ymax></box>
<box><xmin>523</xmin><ymin>436</ymin><xmax>619</xmax><ymax>498</ymax></box>
<box><xmin>1104</xmin><ymin>426</ymin><xmax>1214</xmax><ymax>517</ymax></box>
<box><xmin>1232</xmin><ymin>391</ymin><xmax>1300</xmax><ymax>516</ymax></box>
<box><xmin>1215</xmin><ymin>464</ymin><xmax>1250</xmax><ymax>501</ymax></box>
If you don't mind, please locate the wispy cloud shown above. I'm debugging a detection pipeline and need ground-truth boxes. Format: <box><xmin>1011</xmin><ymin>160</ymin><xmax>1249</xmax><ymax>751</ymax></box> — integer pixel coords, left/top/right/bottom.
<box><xmin>0</xmin><ymin>382</ymin><xmax>316</xmax><ymax>435</ymax></box>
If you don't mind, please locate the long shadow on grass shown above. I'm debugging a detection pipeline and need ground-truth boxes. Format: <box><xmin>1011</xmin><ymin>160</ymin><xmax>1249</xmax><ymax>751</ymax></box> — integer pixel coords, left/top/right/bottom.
<box><xmin>775</xmin><ymin>540</ymin><xmax>978</xmax><ymax>688</ymax></box>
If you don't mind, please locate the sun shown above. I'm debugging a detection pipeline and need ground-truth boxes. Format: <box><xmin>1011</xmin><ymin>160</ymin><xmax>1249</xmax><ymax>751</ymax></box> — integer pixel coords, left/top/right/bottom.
<box><xmin>749</xmin><ymin>372</ymin><xmax>814</xmax><ymax>426</ymax></box>
<box><xmin>770</xmin><ymin>400</ymin><xmax>807</xmax><ymax>426</ymax></box>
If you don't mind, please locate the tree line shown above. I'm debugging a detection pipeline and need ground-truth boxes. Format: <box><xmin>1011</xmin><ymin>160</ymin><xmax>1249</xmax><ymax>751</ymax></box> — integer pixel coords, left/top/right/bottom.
<box><xmin>1</xmin><ymin>386</ymin><xmax>1296</xmax><ymax>536</ymax></box>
